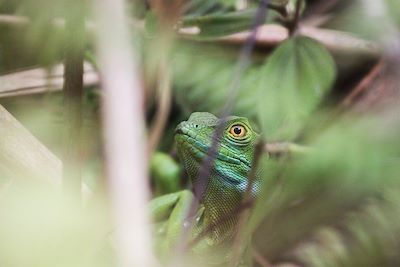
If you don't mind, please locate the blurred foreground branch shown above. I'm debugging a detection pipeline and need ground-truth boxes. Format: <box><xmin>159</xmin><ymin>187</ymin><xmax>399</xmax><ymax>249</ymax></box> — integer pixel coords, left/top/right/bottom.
<box><xmin>0</xmin><ymin>104</ymin><xmax>61</xmax><ymax>187</ymax></box>
<box><xmin>0</xmin><ymin>13</ymin><xmax>379</xmax><ymax>62</ymax></box>
<box><xmin>181</xmin><ymin>24</ymin><xmax>380</xmax><ymax>57</ymax></box>
<box><xmin>62</xmin><ymin>1</ymin><xmax>85</xmax><ymax>197</ymax></box>
<box><xmin>93</xmin><ymin>0</ymin><xmax>153</xmax><ymax>267</ymax></box>
<box><xmin>0</xmin><ymin>62</ymin><xmax>98</xmax><ymax>98</ymax></box>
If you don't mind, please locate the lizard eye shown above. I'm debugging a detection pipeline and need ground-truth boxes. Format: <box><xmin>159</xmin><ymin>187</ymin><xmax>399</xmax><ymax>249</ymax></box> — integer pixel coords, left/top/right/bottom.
<box><xmin>229</xmin><ymin>124</ymin><xmax>247</xmax><ymax>138</ymax></box>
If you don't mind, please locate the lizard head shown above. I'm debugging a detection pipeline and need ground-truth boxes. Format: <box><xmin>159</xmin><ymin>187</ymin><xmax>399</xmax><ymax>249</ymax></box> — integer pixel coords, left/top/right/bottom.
<box><xmin>175</xmin><ymin>112</ymin><xmax>259</xmax><ymax>194</ymax></box>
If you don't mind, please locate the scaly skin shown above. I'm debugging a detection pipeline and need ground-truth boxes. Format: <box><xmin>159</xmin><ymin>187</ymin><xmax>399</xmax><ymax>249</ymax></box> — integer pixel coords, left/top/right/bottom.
<box><xmin>151</xmin><ymin>112</ymin><xmax>260</xmax><ymax>266</ymax></box>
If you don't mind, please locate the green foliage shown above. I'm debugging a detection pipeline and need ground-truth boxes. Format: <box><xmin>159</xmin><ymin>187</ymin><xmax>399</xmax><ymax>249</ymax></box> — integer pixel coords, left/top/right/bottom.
<box><xmin>180</xmin><ymin>0</ymin><xmax>290</xmax><ymax>39</ymax></box>
<box><xmin>248</xmin><ymin>114</ymin><xmax>400</xmax><ymax>262</ymax></box>
<box><xmin>0</xmin><ymin>185</ymin><xmax>112</xmax><ymax>267</ymax></box>
<box><xmin>171</xmin><ymin>43</ymin><xmax>261</xmax><ymax>121</ymax></box>
<box><xmin>326</xmin><ymin>1</ymin><xmax>397</xmax><ymax>42</ymax></box>
<box><xmin>257</xmin><ymin>36</ymin><xmax>336</xmax><ymax>140</ymax></box>
<box><xmin>2</xmin><ymin>0</ymin><xmax>400</xmax><ymax>266</ymax></box>
<box><xmin>182</xmin><ymin>9</ymin><xmax>258</xmax><ymax>38</ymax></box>
<box><xmin>150</xmin><ymin>152</ymin><xmax>182</xmax><ymax>196</ymax></box>
<box><xmin>386</xmin><ymin>0</ymin><xmax>400</xmax><ymax>25</ymax></box>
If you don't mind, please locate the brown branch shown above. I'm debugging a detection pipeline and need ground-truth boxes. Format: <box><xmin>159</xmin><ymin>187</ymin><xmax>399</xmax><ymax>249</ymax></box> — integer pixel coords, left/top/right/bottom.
<box><xmin>341</xmin><ymin>59</ymin><xmax>385</xmax><ymax>108</ymax></box>
<box><xmin>0</xmin><ymin>62</ymin><xmax>98</xmax><ymax>98</ymax></box>
<box><xmin>288</xmin><ymin>0</ymin><xmax>303</xmax><ymax>36</ymax></box>
<box><xmin>0</xmin><ymin>14</ymin><xmax>30</xmax><ymax>26</ymax></box>
<box><xmin>268</xmin><ymin>3</ymin><xmax>288</xmax><ymax>18</ymax></box>
<box><xmin>0</xmin><ymin>104</ymin><xmax>62</xmax><ymax>186</ymax></box>
<box><xmin>252</xmin><ymin>247</ymin><xmax>273</xmax><ymax>267</ymax></box>
<box><xmin>230</xmin><ymin>140</ymin><xmax>265</xmax><ymax>266</ymax></box>
<box><xmin>148</xmin><ymin>62</ymin><xmax>172</xmax><ymax>154</ymax></box>
<box><xmin>0</xmin><ymin>14</ymin><xmax>379</xmax><ymax>59</ymax></box>
<box><xmin>62</xmin><ymin>2</ymin><xmax>85</xmax><ymax>196</ymax></box>
<box><xmin>0</xmin><ymin>13</ymin><xmax>145</xmax><ymax>30</ymax></box>
<box><xmin>184</xmin><ymin>24</ymin><xmax>380</xmax><ymax>57</ymax></box>
<box><xmin>265</xmin><ymin>142</ymin><xmax>312</xmax><ymax>156</ymax></box>
<box><xmin>298</xmin><ymin>26</ymin><xmax>380</xmax><ymax>56</ymax></box>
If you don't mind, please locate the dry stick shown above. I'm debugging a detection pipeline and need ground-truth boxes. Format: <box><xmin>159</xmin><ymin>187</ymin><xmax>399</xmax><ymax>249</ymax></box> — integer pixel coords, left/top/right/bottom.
<box><xmin>0</xmin><ymin>14</ymin><xmax>29</xmax><ymax>25</ymax></box>
<box><xmin>177</xmin><ymin>0</ymin><xmax>271</xmax><ymax>260</ymax></box>
<box><xmin>288</xmin><ymin>0</ymin><xmax>303</xmax><ymax>36</ymax></box>
<box><xmin>93</xmin><ymin>0</ymin><xmax>153</xmax><ymax>267</ymax></box>
<box><xmin>62</xmin><ymin>1</ymin><xmax>85</xmax><ymax>198</ymax></box>
<box><xmin>148</xmin><ymin>45</ymin><xmax>172</xmax><ymax>154</ymax></box>
<box><xmin>0</xmin><ymin>62</ymin><xmax>98</xmax><ymax>98</ymax></box>
<box><xmin>252</xmin><ymin>247</ymin><xmax>273</xmax><ymax>267</ymax></box>
<box><xmin>0</xmin><ymin>14</ymin><xmax>379</xmax><ymax>58</ymax></box>
<box><xmin>265</xmin><ymin>141</ymin><xmax>312</xmax><ymax>156</ymax></box>
<box><xmin>0</xmin><ymin>104</ymin><xmax>62</xmax><ymax>187</ymax></box>
<box><xmin>267</xmin><ymin>3</ymin><xmax>288</xmax><ymax>17</ymax></box>
<box><xmin>230</xmin><ymin>140</ymin><xmax>265</xmax><ymax>266</ymax></box>
<box><xmin>340</xmin><ymin>59</ymin><xmax>385</xmax><ymax>108</ymax></box>
<box><xmin>147</xmin><ymin>0</ymin><xmax>182</xmax><ymax>155</ymax></box>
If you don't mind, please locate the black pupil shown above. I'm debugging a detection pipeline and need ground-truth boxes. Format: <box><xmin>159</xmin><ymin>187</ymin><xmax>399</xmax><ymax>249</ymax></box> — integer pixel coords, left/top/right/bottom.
<box><xmin>233</xmin><ymin>126</ymin><xmax>242</xmax><ymax>135</ymax></box>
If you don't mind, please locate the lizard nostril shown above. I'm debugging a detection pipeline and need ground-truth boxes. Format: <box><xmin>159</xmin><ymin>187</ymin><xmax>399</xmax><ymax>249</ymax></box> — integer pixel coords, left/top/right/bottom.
<box><xmin>195</xmin><ymin>124</ymin><xmax>199</xmax><ymax>128</ymax></box>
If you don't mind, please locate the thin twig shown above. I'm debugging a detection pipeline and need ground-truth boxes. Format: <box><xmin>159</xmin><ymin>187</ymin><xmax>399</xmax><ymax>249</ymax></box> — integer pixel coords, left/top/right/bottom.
<box><xmin>0</xmin><ymin>104</ymin><xmax>62</xmax><ymax>186</ymax></box>
<box><xmin>230</xmin><ymin>140</ymin><xmax>265</xmax><ymax>266</ymax></box>
<box><xmin>0</xmin><ymin>14</ymin><xmax>144</xmax><ymax>31</ymax></box>
<box><xmin>341</xmin><ymin>59</ymin><xmax>384</xmax><ymax>108</ymax></box>
<box><xmin>0</xmin><ymin>62</ymin><xmax>98</xmax><ymax>98</ymax></box>
<box><xmin>265</xmin><ymin>142</ymin><xmax>312</xmax><ymax>156</ymax></box>
<box><xmin>62</xmin><ymin>1</ymin><xmax>85</xmax><ymax>198</ymax></box>
<box><xmin>268</xmin><ymin>3</ymin><xmax>288</xmax><ymax>18</ymax></box>
<box><xmin>0</xmin><ymin>14</ymin><xmax>30</xmax><ymax>25</ymax></box>
<box><xmin>177</xmin><ymin>1</ymin><xmax>272</xmax><ymax>257</ymax></box>
<box><xmin>288</xmin><ymin>0</ymin><xmax>303</xmax><ymax>36</ymax></box>
<box><xmin>252</xmin><ymin>247</ymin><xmax>273</xmax><ymax>267</ymax></box>
<box><xmin>148</xmin><ymin>43</ymin><xmax>172</xmax><ymax>154</ymax></box>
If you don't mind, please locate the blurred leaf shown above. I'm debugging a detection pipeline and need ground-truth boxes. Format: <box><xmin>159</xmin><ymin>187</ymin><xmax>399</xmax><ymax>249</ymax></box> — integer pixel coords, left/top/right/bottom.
<box><xmin>182</xmin><ymin>0</ymin><xmax>234</xmax><ymax>17</ymax></box>
<box><xmin>171</xmin><ymin>43</ymin><xmax>262</xmax><ymax>123</ymax></box>
<box><xmin>219</xmin><ymin>0</ymin><xmax>236</xmax><ymax>6</ymax></box>
<box><xmin>0</xmin><ymin>185</ymin><xmax>112</xmax><ymax>267</ymax></box>
<box><xmin>386</xmin><ymin>0</ymin><xmax>400</xmax><ymax>25</ymax></box>
<box><xmin>248</xmin><ymin>114</ymin><xmax>400</xmax><ymax>262</ymax></box>
<box><xmin>182</xmin><ymin>9</ymin><xmax>257</xmax><ymax>38</ymax></box>
<box><xmin>326</xmin><ymin>1</ymin><xmax>395</xmax><ymax>43</ymax></box>
<box><xmin>298</xmin><ymin>192</ymin><xmax>400</xmax><ymax>267</ymax></box>
<box><xmin>151</xmin><ymin>152</ymin><xmax>182</xmax><ymax>196</ymax></box>
<box><xmin>257</xmin><ymin>36</ymin><xmax>335</xmax><ymax>140</ymax></box>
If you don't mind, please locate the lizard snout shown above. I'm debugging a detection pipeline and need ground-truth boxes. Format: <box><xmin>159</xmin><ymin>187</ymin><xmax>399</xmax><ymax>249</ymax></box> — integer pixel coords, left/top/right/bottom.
<box><xmin>175</xmin><ymin>121</ymin><xmax>187</xmax><ymax>135</ymax></box>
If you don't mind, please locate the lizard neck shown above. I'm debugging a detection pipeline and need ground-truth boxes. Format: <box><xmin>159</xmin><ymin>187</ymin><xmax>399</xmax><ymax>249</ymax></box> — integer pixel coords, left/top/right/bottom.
<box><xmin>196</xmin><ymin>172</ymin><xmax>245</xmax><ymax>244</ymax></box>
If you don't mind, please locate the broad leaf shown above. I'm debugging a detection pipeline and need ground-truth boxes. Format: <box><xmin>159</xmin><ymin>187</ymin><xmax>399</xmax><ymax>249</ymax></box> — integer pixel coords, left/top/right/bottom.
<box><xmin>257</xmin><ymin>36</ymin><xmax>336</xmax><ymax>140</ymax></box>
<box><xmin>182</xmin><ymin>9</ymin><xmax>257</xmax><ymax>38</ymax></box>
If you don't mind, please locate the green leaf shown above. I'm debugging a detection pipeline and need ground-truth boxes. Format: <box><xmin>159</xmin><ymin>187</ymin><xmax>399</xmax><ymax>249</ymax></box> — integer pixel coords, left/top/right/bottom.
<box><xmin>150</xmin><ymin>152</ymin><xmax>182</xmax><ymax>196</ymax></box>
<box><xmin>219</xmin><ymin>0</ymin><xmax>237</xmax><ymax>6</ymax></box>
<box><xmin>271</xmin><ymin>0</ymin><xmax>289</xmax><ymax>5</ymax></box>
<box><xmin>386</xmin><ymin>0</ymin><xmax>400</xmax><ymax>25</ymax></box>
<box><xmin>257</xmin><ymin>36</ymin><xmax>336</xmax><ymax>140</ymax></box>
<box><xmin>182</xmin><ymin>9</ymin><xmax>257</xmax><ymax>38</ymax></box>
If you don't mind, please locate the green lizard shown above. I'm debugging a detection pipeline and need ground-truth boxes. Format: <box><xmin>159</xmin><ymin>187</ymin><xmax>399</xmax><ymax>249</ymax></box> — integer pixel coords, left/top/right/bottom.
<box><xmin>150</xmin><ymin>112</ymin><xmax>260</xmax><ymax>266</ymax></box>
